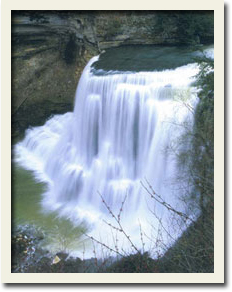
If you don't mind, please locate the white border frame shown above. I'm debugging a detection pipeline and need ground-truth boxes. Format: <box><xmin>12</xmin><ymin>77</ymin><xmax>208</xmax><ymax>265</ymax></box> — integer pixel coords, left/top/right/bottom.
<box><xmin>1</xmin><ymin>0</ymin><xmax>224</xmax><ymax>283</ymax></box>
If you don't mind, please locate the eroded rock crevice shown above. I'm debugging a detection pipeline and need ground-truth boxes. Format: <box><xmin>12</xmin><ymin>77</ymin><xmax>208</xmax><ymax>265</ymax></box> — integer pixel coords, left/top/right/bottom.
<box><xmin>12</xmin><ymin>11</ymin><xmax>214</xmax><ymax>140</ymax></box>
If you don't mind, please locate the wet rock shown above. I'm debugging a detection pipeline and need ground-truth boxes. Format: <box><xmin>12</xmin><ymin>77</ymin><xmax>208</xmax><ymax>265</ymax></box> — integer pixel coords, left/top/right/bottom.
<box><xmin>56</xmin><ymin>252</ymin><xmax>69</xmax><ymax>261</ymax></box>
<box><xmin>52</xmin><ymin>255</ymin><xmax>61</xmax><ymax>265</ymax></box>
<box><xmin>11</xmin><ymin>224</ymin><xmax>50</xmax><ymax>273</ymax></box>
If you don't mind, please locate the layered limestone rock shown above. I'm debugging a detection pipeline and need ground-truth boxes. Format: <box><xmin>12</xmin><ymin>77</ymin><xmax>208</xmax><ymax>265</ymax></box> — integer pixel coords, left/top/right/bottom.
<box><xmin>12</xmin><ymin>11</ymin><xmax>214</xmax><ymax>139</ymax></box>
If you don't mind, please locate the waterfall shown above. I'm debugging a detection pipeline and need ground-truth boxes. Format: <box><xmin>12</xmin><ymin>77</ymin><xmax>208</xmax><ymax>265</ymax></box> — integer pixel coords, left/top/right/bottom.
<box><xmin>15</xmin><ymin>55</ymin><xmax>200</xmax><ymax>257</ymax></box>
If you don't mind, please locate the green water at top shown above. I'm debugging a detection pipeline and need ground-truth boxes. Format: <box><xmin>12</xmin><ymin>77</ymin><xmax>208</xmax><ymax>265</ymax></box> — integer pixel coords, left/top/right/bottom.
<box><xmin>91</xmin><ymin>44</ymin><xmax>213</xmax><ymax>73</ymax></box>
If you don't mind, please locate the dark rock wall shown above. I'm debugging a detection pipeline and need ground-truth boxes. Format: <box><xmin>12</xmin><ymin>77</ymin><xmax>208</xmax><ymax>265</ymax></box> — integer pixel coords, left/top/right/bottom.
<box><xmin>12</xmin><ymin>11</ymin><xmax>98</xmax><ymax>139</ymax></box>
<box><xmin>11</xmin><ymin>11</ymin><xmax>214</xmax><ymax>140</ymax></box>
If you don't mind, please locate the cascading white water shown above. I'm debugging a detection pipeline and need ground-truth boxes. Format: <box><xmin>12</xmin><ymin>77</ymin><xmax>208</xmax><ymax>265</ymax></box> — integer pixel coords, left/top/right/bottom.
<box><xmin>15</xmin><ymin>54</ymin><xmax>201</xmax><ymax>257</ymax></box>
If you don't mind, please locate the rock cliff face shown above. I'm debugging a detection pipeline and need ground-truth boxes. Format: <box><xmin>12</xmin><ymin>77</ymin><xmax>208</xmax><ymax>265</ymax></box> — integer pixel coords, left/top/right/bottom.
<box><xmin>12</xmin><ymin>11</ymin><xmax>214</xmax><ymax>139</ymax></box>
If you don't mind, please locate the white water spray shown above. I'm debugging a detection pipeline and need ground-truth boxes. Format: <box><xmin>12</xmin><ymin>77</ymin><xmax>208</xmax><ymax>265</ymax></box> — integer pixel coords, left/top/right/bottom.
<box><xmin>15</xmin><ymin>55</ymin><xmax>200</xmax><ymax>257</ymax></box>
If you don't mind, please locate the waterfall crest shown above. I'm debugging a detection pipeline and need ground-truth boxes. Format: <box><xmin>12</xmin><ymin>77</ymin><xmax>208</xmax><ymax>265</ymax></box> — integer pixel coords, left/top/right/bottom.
<box><xmin>15</xmin><ymin>55</ymin><xmax>199</xmax><ymax>257</ymax></box>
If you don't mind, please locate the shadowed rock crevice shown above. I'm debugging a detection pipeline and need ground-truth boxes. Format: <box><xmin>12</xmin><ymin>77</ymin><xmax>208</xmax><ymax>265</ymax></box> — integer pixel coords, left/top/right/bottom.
<box><xmin>11</xmin><ymin>11</ymin><xmax>214</xmax><ymax>140</ymax></box>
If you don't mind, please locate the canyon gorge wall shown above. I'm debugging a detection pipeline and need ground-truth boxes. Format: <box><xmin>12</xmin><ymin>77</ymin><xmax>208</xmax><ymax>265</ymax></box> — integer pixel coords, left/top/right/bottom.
<box><xmin>11</xmin><ymin>11</ymin><xmax>214</xmax><ymax>139</ymax></box>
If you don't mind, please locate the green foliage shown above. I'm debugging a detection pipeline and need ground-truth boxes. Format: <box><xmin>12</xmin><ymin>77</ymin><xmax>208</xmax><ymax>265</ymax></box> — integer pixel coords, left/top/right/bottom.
<box><xmin>174</xmin><ymin>11</ymin><xmax>214</xmax><ymax>44</ymax></box>
<box><xmin>175</xmin><ymin>54</ymin><xmax>214</xmax><ymax>212</ymax></box>
<box><xmin>194</xmin><ymin>56</ymin><xmax>214</xmax><ymax>100</ymax></box>
<box><xmin>154</xmin><ymin>213</ymin><xmax>214</xmax><ymax>273</ymax></box>
<box><xmin>157</xmin><ymin>55</ymin><xmax>214</xmax><ymax>273</ymax></box>
<box><xmin>152</xmin><ymin>11</ymin><xmax>214</xmax><ymax>45</ymax></box>
<box><xmin>106</xmin><ymin>252</ymin><xmax>157</xmax><ymax>273</ymax></box>
<box><xmin>193</xmin><ymin>56</ymin><xmax>214</xmax><ymax>206</ymax></box>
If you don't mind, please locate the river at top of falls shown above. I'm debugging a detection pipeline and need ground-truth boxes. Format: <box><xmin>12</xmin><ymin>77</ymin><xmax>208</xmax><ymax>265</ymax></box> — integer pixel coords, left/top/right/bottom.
<box><xmin>14</xmin><ymin>46</ymin><xmax>213</xmax><ymax>258</ymax></box>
